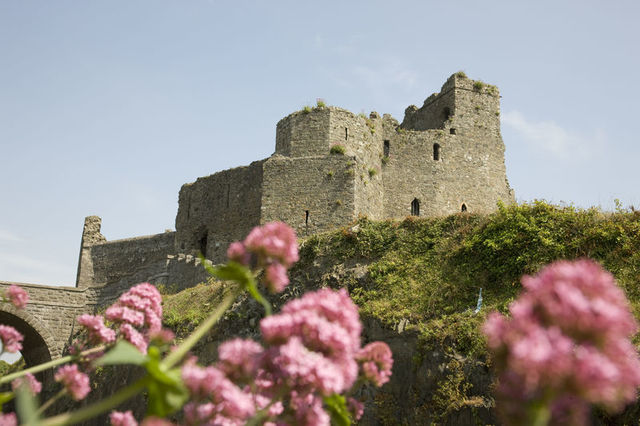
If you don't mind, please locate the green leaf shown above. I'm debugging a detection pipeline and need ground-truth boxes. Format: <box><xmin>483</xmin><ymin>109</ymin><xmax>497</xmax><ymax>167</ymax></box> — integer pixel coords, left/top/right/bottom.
<box><xmin>145</xmin><ymin>367</ymin><xmax>188</xmax><ymax>417</ymax></box>
<box><xmin>324</xmin><ymin>393</ymin><xmax>351</xmax><ymax>426</ymax></box>
<box><xmin>0</xmin><ymin>391</ymin><xmax>14</xmax><ymax>409</ymax></box>
<box><xmin>96</xmin><ymin>340</ymin><xmax>148</xmax><ymax>366</ymax></box>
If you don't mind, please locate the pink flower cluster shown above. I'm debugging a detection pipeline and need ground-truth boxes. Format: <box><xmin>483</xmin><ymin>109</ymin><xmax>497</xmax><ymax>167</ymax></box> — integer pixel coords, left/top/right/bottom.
<box><xmin>55</xmin><ymin>364</ymin><xmax>91</xmax><ymax>401</ymax></box>
<box><xmin>181</xmin><ymin>288</ymin><xmax>392</xmax><ymax>425</ymax></box>
<box><xmin>0</xmin><ymin>413</ymin><xmax>17</xmax><ymax>426</ymax></box>
<box><xmin>104</xmin><ymin>283</ymin><xmax>166</xmax><ymax>354</ymax></box>
<box><xmin>0</xmin><ymin>325</ymin><xmax>23</xmax><ymax>353</ymax></box>
<box><xmin>227</xmin><ymin>222</ymin><xmax>299</xmax><ymax>293</ymax></box>
<box><xmin>11</xmin><ymin>372</ymin><xmax>42</xmax><ymax>396</ymax></box>
<box><xmin>110</xmin><ymin>412</ymin><xmax>174</xmax><ymax>426</ymax></box>
<box><xmin>5</xmin><ymin>285</ymin><xmax>28</xmax><ymax>309</ymax></box>
<box><xmin>484</xmin><ymin>260</ymin><xmax>640</xmax><ymax>424</ymax></box>
<box><xmin>0</xmin><ymin>285</ymin><xmax>27</xmax><ymax>356</ymax></box>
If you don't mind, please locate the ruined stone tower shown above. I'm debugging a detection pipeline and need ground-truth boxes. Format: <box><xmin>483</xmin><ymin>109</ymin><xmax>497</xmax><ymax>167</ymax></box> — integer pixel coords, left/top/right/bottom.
<box><xmin>75</xmin><ymin>72</ymin><xmax>514</xmax><ymax>289</ymax></box>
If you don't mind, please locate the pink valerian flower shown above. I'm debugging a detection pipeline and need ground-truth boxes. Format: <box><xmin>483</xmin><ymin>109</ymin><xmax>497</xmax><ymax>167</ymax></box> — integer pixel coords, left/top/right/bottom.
<box><xmin>0</xmin><ymin>325</ymin><xmax>23</xmax><ymax>353</ymax></box>
<box><xmin>140</xmin><ymin>418</ymin><xmax>174</xmax><ymax>426</ymax></box>
<box><xmin>347</xmin><ymin>397</ymin><xmax>364</xmax><ymax>421</ymax></box>
<box><xmin>217</xmin><ymin>338</ymin><xmax>263</xmax><ymax>382</ymax></box>
<box><xmin>483</xmin><ymin>260</ymin><xmax>640</xmax><ymax>424</ymax></box>
<box><xmin>11</xmin><ymin>373</ymin><xmax>42</xmax><ymax>395</ymax></box>
<box><xmin>181</xmin><ymin>362</ymin><xmax>255</xmax><ymax>422</ymax></box>
<box><xmin>227</xmin><ymin>241</ymin><xmax>250</xmax><ymax>265</ymax></box>
<box><xmin>244</xmin><ymin>222</ymin><xmax>299</xmax><ymax>267</ymax></box>
<box><xmin>77</xmin><ymin>314</ymin><xmax>116</xmax><ymax>345</ymax></box>
<box><xmin>5</xmin><ymin>285</ymin><xmax>28</xmax><ymax>309</ymax></box>
<box><xmin>264</xmin><ymin>262</ymin><xmax>289</xmax><ymax>293</ymax></box>
<box><xmin>110</xmin><ymin>410</ymin><xmax>138</xmax><ymax>426</ymax></box>
<box><xmin>0</xmin><ymin>413</ymin><xmax>17</xmax><ymax>426</ymax></box>
<box><xmin>290</xmin><ymin>392</ymin><xmax>330</xmax><ymax>426</ymax></box>
<box><xmin>120</xmin><ymin>324</ymin><xmax>148</xmax><ymax>354</ymax></box>
<box><xmin>357</xmin><ymin>341</ymin><xmax>394</xmax><ymax>387</ymax></box>
<box><xmin>55</xmin><ymin>364</ymin><xmax>90</xmax><ymax>400</ymax></box>
<box><xmin>106</xmin><ymin>283</ymin><xmax>164</xmax><ymax>353</ymax></box>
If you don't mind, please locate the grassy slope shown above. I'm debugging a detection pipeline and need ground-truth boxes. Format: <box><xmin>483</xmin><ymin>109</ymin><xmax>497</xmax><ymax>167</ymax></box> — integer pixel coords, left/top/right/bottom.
<box><xmin>161</xmin><ymin>201</ymin><xmax>640</xmax><ymax>422</ymax></box>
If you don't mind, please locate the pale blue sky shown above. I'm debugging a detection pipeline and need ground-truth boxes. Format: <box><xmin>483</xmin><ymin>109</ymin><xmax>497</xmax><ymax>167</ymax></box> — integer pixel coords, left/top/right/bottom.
<box><xmin>1</xmin><ymin>0</ymin><xmax>639</xmax><ymax>286</ymax></box>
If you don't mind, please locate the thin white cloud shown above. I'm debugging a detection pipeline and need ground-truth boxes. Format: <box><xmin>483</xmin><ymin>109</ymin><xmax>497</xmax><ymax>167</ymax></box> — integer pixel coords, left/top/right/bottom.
<box><xmin>0</xmin><ymin>230</ymin><xmax>23</xmax><ymax>243</ymax></box>
<box><xmin>502</xmin><ymin>110</ymin><xmax>606</xmax><ymax>161</ymax></box>
<box><xmin>0</xmin><ymin>251</ymin><xmax>73</xmax><ymax>285</ymax></box>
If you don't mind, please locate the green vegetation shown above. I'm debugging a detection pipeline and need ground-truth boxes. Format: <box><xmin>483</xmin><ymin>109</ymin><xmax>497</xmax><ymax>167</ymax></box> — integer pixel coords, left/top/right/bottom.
<box><xmin>329</xmin><ymin>144</ymin><xmax>346</xmax><ymax>155</ymax></box>
<box><xmin>368</xmin><ymin>168</ymin><xmax>377</xmax><ymax>178</ymax></box>
<box><xmin>316</xmin><ymin>99</ymin><xmax>326</xmax><ymax>108</ymax></box>
<box><xmin>455</xmin><ymin>71</ymin><xmax>468</xmax><ymax>79</ymax></box>
<box><xmin>160</xmin><ymin>201</ymin><xmax>640</xmax><ymax>422</ymax></box>
<box><xmin>473</xmin><ymin>81</ymin><xmax>485</xmax><ymax>91</ymax></box>
<box><xmin>381</xmin><ymin>156</ymin><xmax>389</xmax><ymax>166</ymax></box>
<box><xmin>301</xmin><ymin>105</ymin><xmax>312</xmax><ymax>114</ymax></box>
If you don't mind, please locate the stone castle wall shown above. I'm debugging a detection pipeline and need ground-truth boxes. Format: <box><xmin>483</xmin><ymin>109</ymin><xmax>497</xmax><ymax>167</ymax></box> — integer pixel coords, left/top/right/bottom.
<box><xmin>1</xmin><ymin>73</ymin><xmax>515</xmax><ymax>366</ymax></box>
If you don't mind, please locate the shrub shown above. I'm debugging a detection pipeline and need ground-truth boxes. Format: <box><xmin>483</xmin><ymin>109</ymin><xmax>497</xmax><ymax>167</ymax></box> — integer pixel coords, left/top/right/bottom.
<box><xmin>330</xmin><ymin>144</ymin><xmax>346</xmax><ymax>155</ymax></box>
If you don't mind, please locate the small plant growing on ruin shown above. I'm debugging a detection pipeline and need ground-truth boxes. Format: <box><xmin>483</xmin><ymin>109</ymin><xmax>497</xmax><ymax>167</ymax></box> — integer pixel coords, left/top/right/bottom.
<box><xmin>302</xmin><ymin>105</ymin><xmax>312</xmax><ymax>114</ymax></box>
<box><xmin>335</xmin><ymin>199</ymin><xmax>343</xmax><ymax>206</ymax></box>
<box><xmin>473</xmin><ymin>81</ymin><xmax>485</xmax><ymax>92</ymax></box>
<box><xmin>455</xmin><ymin>71</ymin><xmax>467</xmax><ymax>79</ymax></box>
<box><xmin>397</xmin><ymin>127</ymin><xmax>406</xmax><ymax>134</ymax></box>
<box><xmin>368</xmin><ymin>168</ymin><xmax>378</xmax><ymax>178</ymax></box>
<box><xmin>357</xmin><ymin>112</ymin><xmax>367</xmax><ymax>119</ymax></box>
<box><xmin>495</xmin><ymin>111</ymin><xmax>500</xmax><ymax>116</ymax></box>
<box><xmin>381</xmin><ymin>156</ymin><xmax>389</xmax><ymax>166</ymax></box>
<box><xmin>316</xmin><ymin>99</ymin><xmax>326</xmax><ymax>108</ymax></box>
<box><xmin>327</xmin><ymin>170</ymin><xmax>334</xmax><ymax>178</ymax></box>
<box><xmin>475</xmin><ymin>105</ymin><xmax>481</xmax><ymax>112</ymax></box>
<box><xmin>330</xmin><ymin>144</ymin><xmax>346</xmax><ymax>155</ymax></box>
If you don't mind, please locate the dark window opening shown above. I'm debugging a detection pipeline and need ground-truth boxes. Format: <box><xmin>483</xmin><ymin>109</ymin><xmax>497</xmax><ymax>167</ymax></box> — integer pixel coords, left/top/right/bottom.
<box><xmin>305</xmin><ymin>210</ymin><xmax>309</xmax><ymax>226</ymax></box>
<box><xmin>433</xmin><ymin>143</ymin><xmax>441</xmax><ymax>161</ymax></box>
<box><xmin>226</xmin><ymin>184</ymin><xmax>230</xmax><ymax>208</ymax></box>
<box><xmin>461</xmin><ymin>203</ymin><xmax>467</xmax><ymax>212</ymax></box>
<box><xmin>411</xmin><ymin>198</ymin><xmax>420</xmax><ymax>216</ymax></box>
<box><xmin>443</xmin><ymin>107</ymin><xmax>451</xmax><ymax>120</ymax></box>
<box><xmin>198</xmin><ymin>233</ymin><xmax>208</xmax><ymax>256</ymax></box>
<box><xmin>383</xmin><ymin>140</ymin><xmax>390</xmax><ymax>157</ymax></box>
<box><xmin>345</xmin><ymin>127</ymin><xmax>348</xmax><ymax>140</ymax></box>
<box><xmin>450</xmin><ymin>128</ymin><xmax>456</xmax><ymax>135</ymax></box>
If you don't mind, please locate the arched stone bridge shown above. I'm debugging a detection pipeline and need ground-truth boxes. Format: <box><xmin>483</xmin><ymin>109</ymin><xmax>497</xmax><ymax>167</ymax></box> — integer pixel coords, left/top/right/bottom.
<box><xmin>0</xmin><ymin>281</ymin><xmax>100</xmax><ymax>367</ymax></box>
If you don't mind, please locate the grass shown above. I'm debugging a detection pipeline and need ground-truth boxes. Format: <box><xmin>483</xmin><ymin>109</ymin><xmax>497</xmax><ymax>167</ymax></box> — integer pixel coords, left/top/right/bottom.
<box><xmin>329</xmin><ymin>144</ymin><xmax>346</xmax><ymax>155</ymax></box>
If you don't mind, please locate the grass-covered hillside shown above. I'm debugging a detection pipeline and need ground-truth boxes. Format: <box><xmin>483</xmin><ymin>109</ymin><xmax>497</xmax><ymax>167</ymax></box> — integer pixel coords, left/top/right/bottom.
<box><xmin>161</xmin><ymin>202</ymin><xmax>640</xmax><ymax>423</ymax></box>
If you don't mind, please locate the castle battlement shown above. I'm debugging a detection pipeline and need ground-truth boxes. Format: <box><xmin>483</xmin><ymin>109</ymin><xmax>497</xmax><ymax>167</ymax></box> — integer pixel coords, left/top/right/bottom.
<box><xmin>75</xmin><ymin>72</ymin><xmax>514</xmax><ymax>289</ymax></box>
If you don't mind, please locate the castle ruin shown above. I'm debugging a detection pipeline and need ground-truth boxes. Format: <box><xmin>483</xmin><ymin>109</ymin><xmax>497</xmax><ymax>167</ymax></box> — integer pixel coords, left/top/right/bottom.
<box><xmin>0</xmin><ymin>72</ymin><xmax>514</xmax><ymax>367</ymax></box>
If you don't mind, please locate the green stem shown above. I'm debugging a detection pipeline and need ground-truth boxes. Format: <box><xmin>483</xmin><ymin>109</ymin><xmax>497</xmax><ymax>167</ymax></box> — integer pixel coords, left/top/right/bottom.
<box><xmin>36</xmin><ymin>388</ymin><xmax>66</xmax><ymax>417</ymax></box>
<box><xmin>163</xmin><ymin>283</ymin><xmax>241</xmax><ymax>369</ymax></box>
<box><xmin>0</xmin><ymin>346</ymin><xmax>105</xmax><ymax>385</ymax></box>
<box><xmin>38</xmin><ymin>378</ymin><xmax>147</xmax><ymax>426</ymax></box>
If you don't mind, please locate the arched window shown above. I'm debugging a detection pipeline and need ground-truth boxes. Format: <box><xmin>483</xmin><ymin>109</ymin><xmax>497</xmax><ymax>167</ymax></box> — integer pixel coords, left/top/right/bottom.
<box><xmin>411</xmin><ymin>198</ymin><xmax>420</xmax><ymax>216</ymax></box>
<box><xmin>443</xmin><ymin>107</ymin><xmax>451</xmax><ymax>121</ymax></box>
<box><xmin>433</xmin><ymin>143</ymin><xmax>441</xmax><ymax>161</ymax></box>
<box><xmin>461</xmin><ymin>203</ymin><xmax>467</xmax><ymax>212</ymax></box>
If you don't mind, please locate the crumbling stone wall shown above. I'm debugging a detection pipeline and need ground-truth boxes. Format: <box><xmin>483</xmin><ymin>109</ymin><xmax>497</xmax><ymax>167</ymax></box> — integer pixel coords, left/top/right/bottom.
<box><xmin>175</xmin><ymin>160</ymin><xmax>265</xmax><ymax>261</ymax></box>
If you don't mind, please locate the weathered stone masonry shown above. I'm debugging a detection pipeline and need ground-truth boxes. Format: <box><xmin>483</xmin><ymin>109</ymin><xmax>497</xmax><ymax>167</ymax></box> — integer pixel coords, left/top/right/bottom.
<box><xmin>0</xmin><ymin>73</ymin><xmax>514</xmax><ymax>365</ymax></box>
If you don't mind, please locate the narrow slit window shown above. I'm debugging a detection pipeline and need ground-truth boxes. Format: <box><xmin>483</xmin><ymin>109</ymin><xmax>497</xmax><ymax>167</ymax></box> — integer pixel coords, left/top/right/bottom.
<box><xmin>443</xmin><ymin>107</ymin><xmax>451</xmax><ymax>120</ymax></box>
<box><xmin>411</xmin><ymin>198</ymin><xmax>420</xmax><ymax>216</ymax></box>
<box><xmin>345</xmin><ymin>127</ymin><xmax>348</xmax><ymax>140</ymax></box>
<box><xmin>305</xmin><ymin>210</ymin><xmax>309</xmax><ymax>226</ymax></box>
<box><xmin>433</xmin><ymin>143</ymin><xmax>441</xmax><ymax>161</ymax></box>
<box><xmin>383</xmin><ymin>140</ymin><xmax>390</xmax><ymax>157</ymax></box>
<box><xmin>199</xmin><ymin>233</ymin><xmax>208</xmax><ymax>256</ymax></box>
<box><xmin>461</xmin><ymin>203</ymin><xmax>467</xmax><ymax>212</ymax></box>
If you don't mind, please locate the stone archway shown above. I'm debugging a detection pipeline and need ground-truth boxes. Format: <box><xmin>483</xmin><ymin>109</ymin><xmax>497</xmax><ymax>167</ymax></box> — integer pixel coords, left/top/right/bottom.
<box><xmin>0</xmin><ymin>308</ymin><xmax>55</xmax><ymax>369</ymax></box>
